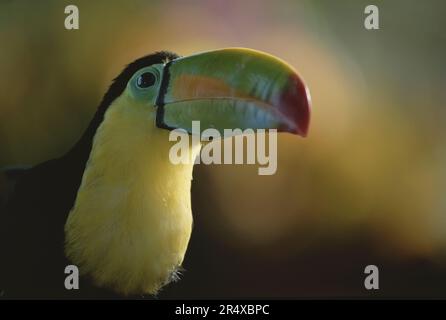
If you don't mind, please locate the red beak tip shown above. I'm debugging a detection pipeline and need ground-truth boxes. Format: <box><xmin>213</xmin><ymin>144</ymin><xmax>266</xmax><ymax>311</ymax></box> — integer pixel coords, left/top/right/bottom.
<box><xmin>279</xmin><ymin>74</ymin><xmax>311</xmax><ymax>138</ymax></box>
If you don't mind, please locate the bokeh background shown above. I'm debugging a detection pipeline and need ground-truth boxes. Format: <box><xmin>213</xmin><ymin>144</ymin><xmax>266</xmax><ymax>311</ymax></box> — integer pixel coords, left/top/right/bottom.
<box><xmin>1</xmin><ymin>0</ymin><xmax>445</xmax><ymax>297</ymax></box>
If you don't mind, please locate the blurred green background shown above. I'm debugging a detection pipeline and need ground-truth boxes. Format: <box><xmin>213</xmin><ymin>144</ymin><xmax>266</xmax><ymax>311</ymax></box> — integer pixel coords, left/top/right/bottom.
<box><xmin>1</xmin><ymin>0</ymin><xmax>445</xmax><ymax>297</ymax></box>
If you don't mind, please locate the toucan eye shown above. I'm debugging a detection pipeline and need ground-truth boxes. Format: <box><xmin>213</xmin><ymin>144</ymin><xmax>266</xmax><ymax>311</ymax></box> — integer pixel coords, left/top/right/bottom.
<box><xmin>136</xmin><ymin>72</ymin><xmax>156</xmax><ymax>88</ymax></box>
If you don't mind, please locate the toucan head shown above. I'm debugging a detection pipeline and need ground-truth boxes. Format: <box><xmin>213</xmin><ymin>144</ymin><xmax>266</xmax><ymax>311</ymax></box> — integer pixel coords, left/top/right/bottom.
<box><xmin>65</xmin><ymin>48</ymin><xmax>311</xmax><ymax>296</ymax></box>
<box><xmin>98</xmin><ymin>48</ymin><xmax>311</xmax><ymax>139</ymax></box>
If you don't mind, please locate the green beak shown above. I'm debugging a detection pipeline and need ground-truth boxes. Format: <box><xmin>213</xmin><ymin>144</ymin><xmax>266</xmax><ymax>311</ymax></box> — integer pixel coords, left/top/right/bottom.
<box><xmin>156</xmin><ymin>48</ymin><xmax>311</xmax><ymax>137</ymax></box>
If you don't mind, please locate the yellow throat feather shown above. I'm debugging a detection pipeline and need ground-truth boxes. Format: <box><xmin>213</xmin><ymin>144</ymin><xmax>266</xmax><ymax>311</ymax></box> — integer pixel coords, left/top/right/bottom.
<box><xmin>64</xmin><ymin>92</ymin><xmax>201</xmax><ymax>295</ymax></box>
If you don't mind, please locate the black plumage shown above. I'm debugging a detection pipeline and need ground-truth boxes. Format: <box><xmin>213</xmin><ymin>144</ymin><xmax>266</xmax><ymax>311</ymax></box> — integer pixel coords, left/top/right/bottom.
<box><xmin>0</xmin><ymin>52</ymin><xmax>179</xmax><ymax>298</ymax></box>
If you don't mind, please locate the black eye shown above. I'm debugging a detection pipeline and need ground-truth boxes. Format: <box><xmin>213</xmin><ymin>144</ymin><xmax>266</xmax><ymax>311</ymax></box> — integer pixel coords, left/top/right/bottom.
<box><xmin>136</xmin><ymin>72</ymin><xmax>156</xmax><ymax>88</ymax></box>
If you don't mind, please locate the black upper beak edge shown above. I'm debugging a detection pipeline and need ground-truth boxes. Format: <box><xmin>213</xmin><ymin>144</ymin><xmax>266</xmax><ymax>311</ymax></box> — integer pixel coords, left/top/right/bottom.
<box><xmin>155</xmin><ymin>60</ymin><xmax>175</xmax><ymax>131</ymax></box>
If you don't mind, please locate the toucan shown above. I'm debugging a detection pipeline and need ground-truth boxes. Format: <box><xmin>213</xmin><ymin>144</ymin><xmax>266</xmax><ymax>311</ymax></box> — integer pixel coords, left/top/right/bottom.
<box><xmin>0</xmin><ymin>48</ymin><xmax>310</xmax><ymax>298</ymax></box>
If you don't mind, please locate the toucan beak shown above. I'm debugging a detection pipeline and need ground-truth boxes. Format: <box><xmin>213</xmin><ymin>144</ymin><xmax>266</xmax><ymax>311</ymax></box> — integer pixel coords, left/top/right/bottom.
<box><xmin>156</xmin><ymin>48</ymin><xmax>311</xmax><ymax>137</ymax></box>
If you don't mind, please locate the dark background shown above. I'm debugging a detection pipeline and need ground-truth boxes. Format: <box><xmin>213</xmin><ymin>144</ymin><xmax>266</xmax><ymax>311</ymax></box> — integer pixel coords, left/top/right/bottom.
<box><xmin>1</xmin><ymin>0</ymin><xmax>445</xmax><ymax>298</ymax></box>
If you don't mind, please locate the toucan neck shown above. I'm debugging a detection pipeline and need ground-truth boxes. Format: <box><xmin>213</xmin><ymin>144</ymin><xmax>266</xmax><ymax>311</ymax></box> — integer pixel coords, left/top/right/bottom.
<box><xmin>64</xmin><ymin>95</ymin><xmax>201</xmax><ymax>295</ymax></box>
